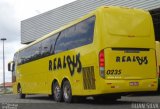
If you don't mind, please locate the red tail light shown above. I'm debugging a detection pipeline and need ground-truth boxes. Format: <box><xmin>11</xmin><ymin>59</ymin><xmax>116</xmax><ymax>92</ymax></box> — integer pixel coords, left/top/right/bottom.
<box><xmin>99</xmin><ymin>50</ymin><xmax>105</xmax><ymax>67</ymax></box>
<box><xmin>99</xmin><ymin>50</ymin><xmax>105</xmax><ymax>79</ymax></box>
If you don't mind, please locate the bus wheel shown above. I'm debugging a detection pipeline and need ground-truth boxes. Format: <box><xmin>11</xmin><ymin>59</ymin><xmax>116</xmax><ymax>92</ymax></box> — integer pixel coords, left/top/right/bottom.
<box><xmin>18</xmin><ymin>85</ymin><xmax>26</xmax><ymax>99</ymax></box>
<box><xmin>53</xmin><ymin>82</ymin><xmax>62</xmax><ymax>102</ymax></box>
<box><xmin>63</xmin><ymin>80</ymin><xmax>72</xmax><ymax>103</ymax></box>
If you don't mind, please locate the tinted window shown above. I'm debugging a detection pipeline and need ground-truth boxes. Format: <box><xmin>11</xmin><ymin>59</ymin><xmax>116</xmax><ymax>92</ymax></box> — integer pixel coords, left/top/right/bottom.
<box><xmin>41</xmin><ymin>38</ymin><xmax>51</xmax><ymax>57</ymax></box>
<box><xmin>41</xmin><ymin>33</ymin><xmax>59</xmax><ymax>57</ymax></box>
<box><xmin>24</xmin><ymin>47</ymin><xmax>32</xmax><ymax>62</ymax></box>
<box><xmin>18</xmin><ymin>50</ymin><xmax>24</xmax><ymax>65</ymax></box>
<box><xmin>55</xmin><ymin>30</ymin><xmax>68</xmax><ymax>53</ymax></box>
<box><xmin>17</xmin><ymin>16</ymin><xmax>95</xmax><ymax>65</ymax></box>
<box><xmin>75</xmin><ymin>16</ymin><xmax>95</xmax><ymax>45</ymax></box>
<box><xmin>50</xmin><ymin>34</ymin><xmax>59</xmax><ymax>54</ymax></box>
<box><xmin>18</xmin><ymin>42</ymin><xmax>41</xmax><ymax>65</ymax></box>
<box><xmin>55</xmin><ymin>16</ymin><xmax>95</xmax><ymax>53</ymax></box>
<box><xmin>17</xmin><ymin>33</ymin><xmax>58</xmax><ymax>65</ymax></box>
<box><xmin>30</xmin><ymin>43</ymin><xmax>41</xmax><ymax>61</ymax></box>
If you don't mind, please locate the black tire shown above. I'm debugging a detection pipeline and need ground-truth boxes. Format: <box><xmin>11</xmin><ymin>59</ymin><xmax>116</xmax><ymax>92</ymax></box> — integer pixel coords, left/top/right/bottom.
<box><xmin>18</xmin><ymin>85</ymin><xmax>26</xmax><ymax>99</ymax></box>
<box><xmin>53</xmin><ymin>82</ymin><xmax>62</xmax><ymax>102</ymax></box>
<box><xmin>63</xmin><ymin>80</ymin><xmax>72</xmax><ymax>103</ymax></box>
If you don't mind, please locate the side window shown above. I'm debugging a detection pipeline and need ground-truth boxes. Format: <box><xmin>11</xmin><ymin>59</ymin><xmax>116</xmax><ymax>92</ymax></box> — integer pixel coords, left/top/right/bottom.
<box><xmin>63</xmin><ymin>26</ymin><xmax>76</xmax><ymax>50</ymax></box>
<box><xmin>21</xmin><ymin>50</ymin><xmax>27</xmax><ymax>64</ymax></box>
<box><xmin>18</xmin><ymin>47</ymin><xmax>31</xmax><ymax>64</ymax></box>
<box><xmin>55</xmin><ymin>16</ymin><xmax>95</xmax><ymax>53</ymax></box>
<box><xmin>55</xmin><ymin>32</ymin><xmax>66</xmax><ymax>53</ymax></box>
<box><xmin>41</xmin><ymin>38</ymin><xmax>51</xmax><ymax>57</ymax></box>
<box><xmin>17</xmin><ymin>34</ymin><xmax>58</xmax><ymax>65</ymax></box>
<box><xmin>41</xmin><ymin>33</ymin><xmax>58</xmax><ymax>56</ymax></box>
<box><xmin>17</xmin><ymin>42</ymin><xmax>42</xmax><ymax>64</ymax></box>
<box><xmin>18</xmin><ymin>50</ymin><xmax>24</xmax><ymax>65</ymax></box>
<box><xmin>27</xmin><ymin>42</ymin><xmax>41</xmax><ymax>61</ymax></box>
<box><xmin>50</xmin><ymin>33</ymin><xmax>59</xmax><ymax>54</ymax></box>
<box><xmin>25</xmin><ymin>47</ymin><xmax>32</xmax><ymax>62</ymax></box>
<box><xmin>23</xmin><ymin>48</ymin><xmax>29</xmax><ymax>63</ymax></box>
<box><xmin>32</xmin><ymin>42</ymin><xmax>41</xmax><ymax>60</ymax></box>
<box><xmin>75</xmin><ymin>16</ymin><xmax>95</xmax><ymax>46</ymax></box>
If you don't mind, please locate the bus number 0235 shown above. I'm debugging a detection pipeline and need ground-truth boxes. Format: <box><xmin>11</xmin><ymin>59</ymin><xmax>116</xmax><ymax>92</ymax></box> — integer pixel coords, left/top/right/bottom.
<box><xmin>106</xmin><ymin>69</ymin><xmax>122</xmax><ymax>75</ymax></box>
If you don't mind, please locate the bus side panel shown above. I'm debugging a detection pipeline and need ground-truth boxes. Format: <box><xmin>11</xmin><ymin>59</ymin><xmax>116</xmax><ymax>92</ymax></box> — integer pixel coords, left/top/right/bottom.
<box><xmin>16</xmin><ymin>60</ymin><xmax>48</xmax><ymax>94</ymax></box>
<box><xmin>47</xmin><ymin>44</ymin><xmax>99</xmax><ymax>96</ymax></box>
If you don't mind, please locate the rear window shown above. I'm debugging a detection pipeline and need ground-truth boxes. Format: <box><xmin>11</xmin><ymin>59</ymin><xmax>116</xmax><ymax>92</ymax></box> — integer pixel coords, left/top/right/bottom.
<box><xmin>104</xmin><ymin>8</ymin><xmax>151</xmax><ymax>37</ymax></box>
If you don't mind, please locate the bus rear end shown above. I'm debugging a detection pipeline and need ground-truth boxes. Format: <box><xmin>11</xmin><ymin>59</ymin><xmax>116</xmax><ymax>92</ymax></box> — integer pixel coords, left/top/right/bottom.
<box><xmin>98</xmin><ymin>7</ymin><xmax>157</xmax><ymax>94</ymax></box>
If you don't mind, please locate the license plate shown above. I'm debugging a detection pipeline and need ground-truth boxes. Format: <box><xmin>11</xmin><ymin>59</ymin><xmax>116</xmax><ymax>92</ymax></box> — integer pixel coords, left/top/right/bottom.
<box><xmin>130</xmin><ymin>82</ymin><xmax>139</xmax><ymax>86</ymax></box>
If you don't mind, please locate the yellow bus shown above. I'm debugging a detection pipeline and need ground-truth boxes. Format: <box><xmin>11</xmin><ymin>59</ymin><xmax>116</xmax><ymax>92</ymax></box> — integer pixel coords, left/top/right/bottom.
<box><xmin>8</xmin><ymin>6</ymin><xmax>157</xmax><ymax>103</ymax></box>
<box><xmin>156</xmin><ymin>41</ymin><xmax>160</xmax><ymax>88</ymax></box>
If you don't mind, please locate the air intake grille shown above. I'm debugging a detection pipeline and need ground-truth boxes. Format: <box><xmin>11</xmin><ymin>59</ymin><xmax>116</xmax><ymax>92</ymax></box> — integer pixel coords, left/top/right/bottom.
<box><xmin>82</xmin><ymin>66</ymin><xmax>96</xmax><ymax>90</ymax></box>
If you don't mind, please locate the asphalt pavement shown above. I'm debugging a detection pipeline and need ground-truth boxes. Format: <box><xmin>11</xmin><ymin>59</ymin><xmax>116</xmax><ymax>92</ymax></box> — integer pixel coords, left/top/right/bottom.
<box><xmin>0</xmin><ymin>93</ymin><xmax>160</xmax><ymax>109</ymax></box>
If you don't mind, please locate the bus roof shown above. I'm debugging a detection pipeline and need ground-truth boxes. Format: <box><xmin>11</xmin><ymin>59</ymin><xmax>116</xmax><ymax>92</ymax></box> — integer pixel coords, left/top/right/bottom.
<box><xmin>17</xmin><ymin>6</ymin><xmax>148</xmax><ymax>53</ymax></box>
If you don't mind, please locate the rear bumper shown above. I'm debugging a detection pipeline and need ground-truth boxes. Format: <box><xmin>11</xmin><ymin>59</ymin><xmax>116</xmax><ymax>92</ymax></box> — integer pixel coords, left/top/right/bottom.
<box><xmin>99</xmin><ymin>78</ymin><xmax>158</xmax><ymax>94</ymax></box>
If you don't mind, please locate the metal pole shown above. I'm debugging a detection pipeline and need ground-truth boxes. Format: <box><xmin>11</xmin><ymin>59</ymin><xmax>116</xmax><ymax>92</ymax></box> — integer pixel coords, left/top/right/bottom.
<box><xmin>1</xmin><ymin>38</ymin><xmax>6</xmax><ymax>93</ymax></box>
<box><xmin>3</xmin><ymin>40</ymin><xmax>5</xmax><ymax>92</ymax></box>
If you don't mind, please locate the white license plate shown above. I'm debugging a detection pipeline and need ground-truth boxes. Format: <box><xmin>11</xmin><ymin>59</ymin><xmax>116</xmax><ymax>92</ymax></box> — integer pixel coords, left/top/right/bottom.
<box><xmin>130</xmin><ymin>82</ymin><xmax>139</xmax><ymax>86</ymax></box>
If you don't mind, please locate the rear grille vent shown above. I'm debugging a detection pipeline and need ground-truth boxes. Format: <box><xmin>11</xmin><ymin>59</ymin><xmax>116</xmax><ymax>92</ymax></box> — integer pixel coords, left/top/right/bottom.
<box><xmin>82</xmin><ymin>66</ymin><xmax>96</xmax><ymax>90</ymax></box>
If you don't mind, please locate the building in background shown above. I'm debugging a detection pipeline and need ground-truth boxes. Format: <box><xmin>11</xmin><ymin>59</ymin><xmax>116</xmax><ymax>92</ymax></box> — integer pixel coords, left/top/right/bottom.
<box><xmin>21</xmin><ymin>0</ymin><xmax>160</xmax><ymax>44</ymax></box>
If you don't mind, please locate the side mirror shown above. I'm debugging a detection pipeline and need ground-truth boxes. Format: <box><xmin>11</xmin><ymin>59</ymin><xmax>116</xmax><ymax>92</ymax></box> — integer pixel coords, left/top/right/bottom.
<box><xmin>8</xmin><ymin>63</ymin><xmax>11</xmax><ymax>71</ymax></box>
<box><xmin>8</xmin><ymin>61</ymin><xmax>14</xmax><ymax>72</ymax></box>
